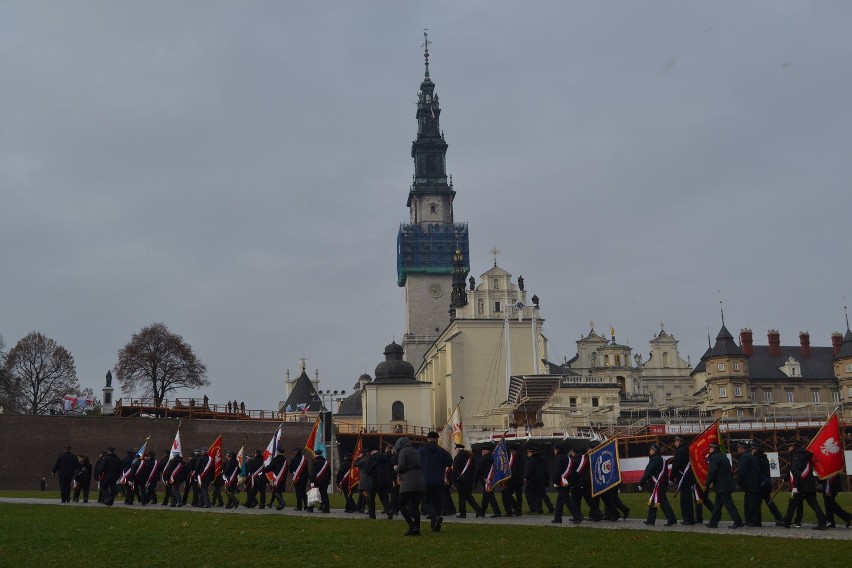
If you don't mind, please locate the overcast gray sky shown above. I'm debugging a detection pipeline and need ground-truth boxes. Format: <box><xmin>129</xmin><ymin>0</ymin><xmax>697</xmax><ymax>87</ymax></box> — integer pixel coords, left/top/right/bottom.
<box><xmin>2</xmin><ymin>1</ymin><xmax>851</xmax><ymax>412</ymax></box>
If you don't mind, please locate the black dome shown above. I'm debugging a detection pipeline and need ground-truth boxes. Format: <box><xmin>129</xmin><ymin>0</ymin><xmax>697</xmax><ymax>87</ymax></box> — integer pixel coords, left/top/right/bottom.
<box><xmin>374</xmin><ymin>341</ymin><xmax>415</xmax><ymax>382</ymax></box>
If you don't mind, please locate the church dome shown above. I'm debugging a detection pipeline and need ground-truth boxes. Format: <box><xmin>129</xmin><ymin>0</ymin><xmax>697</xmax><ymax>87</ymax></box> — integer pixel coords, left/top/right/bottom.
<box><xmin>374</xmin><ymin>341</ymin><xmax>416</xmax><ymax>382</ymax></box>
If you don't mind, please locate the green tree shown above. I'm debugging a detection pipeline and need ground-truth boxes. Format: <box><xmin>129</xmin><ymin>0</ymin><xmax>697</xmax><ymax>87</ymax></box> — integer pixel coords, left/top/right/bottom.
<box><xmin>4</xmin><ymin>331</ymin><xmax>79</xmax><ymax>414</ymax></box>
<box><xmin>114</xmin><ymin>322</ymin><xmax>208</xmax><ymax>406</ymax></box>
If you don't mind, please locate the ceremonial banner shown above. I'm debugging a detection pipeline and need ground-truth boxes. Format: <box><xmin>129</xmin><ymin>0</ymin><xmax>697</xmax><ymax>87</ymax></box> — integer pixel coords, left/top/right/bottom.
<box><xmin>807</xmin><ymin>412</ymin><xmax>844</xmax><ymax>480</ymax></box>
<box><xmin>439</xmin><ymin>403</ymin><xmax>464</xmax><ymax>453</ymax></box>
<box><xmin>263</xmin><ymin>425</ymin><xmax>282</xmax><ymax>483</ymax></box>
<box><xmin>486</xmin><ymin>437</ymin><xmax>511</xmax><ymax>491</ymax></box>
<box><xmin>236</xmin><ymin>444</ymin><xmax>247</xmax><ymax>481</ymax></box>
<box><xmin>689</xmin><ymin>419</ymin><xmax>720</xmax><ymax>490</ymax></box>
<box><xmin>347</xmin><ymin>430</ymin><xmax>363</xmax><ymax>493</ymax></box>
<box><xmin>304</xmin><ymin>415</ymin><xmax>324</xmax><ymax>458</ymax></box>
<box><xmin>590</xmin><ymin>438</ymin><xmax>621</xmax><ymax>497</ymax></box>
<box><xmin>170</xmin><ymin>429</ymin><xmax>182</xmax><ymax>459</ymax></box>
<box><xmin>135</xmin><ymin>438</ymin><xmax>149</xmax><ymax>458</ymax></box>
<box><xmin>208</xmin><ymin>434</ymin><xmax>223</xmax><ymax>478</ymax></box>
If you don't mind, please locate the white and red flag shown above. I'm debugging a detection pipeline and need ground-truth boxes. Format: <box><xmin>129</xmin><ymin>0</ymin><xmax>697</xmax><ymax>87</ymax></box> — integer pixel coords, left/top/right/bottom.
<box><xmin>807</xmin><ymin>411</ymin><xmax>844</xmax><ymax>480</ymax></box>
<box><xmin>170</xmin><ymin>428</ymin><xmax>182</xmax><ymax>459</ymax></box>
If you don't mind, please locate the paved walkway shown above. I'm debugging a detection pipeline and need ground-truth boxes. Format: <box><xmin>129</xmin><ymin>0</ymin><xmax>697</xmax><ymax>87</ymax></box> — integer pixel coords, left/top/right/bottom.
<box><xmin>2</xmin><ymin>498</ymin><xmax>849</xmax><ymax>541</ymax></box>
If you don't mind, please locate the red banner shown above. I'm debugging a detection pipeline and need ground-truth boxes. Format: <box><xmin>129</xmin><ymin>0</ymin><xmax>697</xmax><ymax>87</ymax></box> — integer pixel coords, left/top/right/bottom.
<box><xmin>807</xmin><ymin>412</ymin><xmax>844</xmax><ymax>480</ymax></box>
<box><xmin>347</xmin><ymin>431</ymin><xmax>363</xmax><ymax>493</ymax></box>
<box><xmin>208</xmin><ymin>434</ymin><xmax>223</xmax><ymax>478</ymax></box>
<box><xmin>688</xmin><ymin>420</ymin><xmax>720</xmax><ymax>490</ymax></box>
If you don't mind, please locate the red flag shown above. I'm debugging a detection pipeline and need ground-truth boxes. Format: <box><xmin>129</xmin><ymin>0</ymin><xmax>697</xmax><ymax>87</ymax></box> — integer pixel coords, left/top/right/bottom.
<box><xmin>689</xmin><ymin>419</ymin><xmax>720</xmax><ymax>491</ymax></box>
<box><xmin>303</xmin><ymin>416</ymin><xmax>321</xmax><ymax>458</ymax></box>
<box><xmin>347</xmin><ymin>430</ymin><xmax>363</xmax><ymax>493</ymax></box>
<box><xmin>807</xmin><ymin>412</ymin><xmax>844</xmax><ymax>480</ymax></box>
<box><xmin>208</xmin><ymin>434</ymin><xmax>223</xmax><ymax>479</ymax></box>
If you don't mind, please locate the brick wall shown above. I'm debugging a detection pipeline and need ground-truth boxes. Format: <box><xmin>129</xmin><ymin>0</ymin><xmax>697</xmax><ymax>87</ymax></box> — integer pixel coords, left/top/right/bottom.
<box><xmin>0</xmin><ymin>415</ymin><xmax>313</xmax><ymax>490</ymax></box>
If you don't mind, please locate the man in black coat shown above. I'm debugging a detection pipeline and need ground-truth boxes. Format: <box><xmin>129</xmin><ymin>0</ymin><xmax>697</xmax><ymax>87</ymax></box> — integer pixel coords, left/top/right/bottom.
<box><xmin>781</xmin><ymin>441</ymin><xmax>826</xmax><ymax>529</ymax></box>
<box><xmin>336</xmin><ymin>453</ymin><xmax>357</xmax><ymax>513</ymax></box>
<box><xmin>245</xmin><ymin>449</ymin><xmax>267</xmax><ymax>509</ymax></box>
<box><xmin>705</xmin><ymin>442</ymin><xmax>744</xmax><ymax>529</ymax></box>
<box><xmin>93</xmin><ymin>450</ymin><xmax>106</xmax><ymax>503</ymax></box>
<box><xmin>524</xmin><ymin>447</ymin><xmax>553</xmax><ymax>514</ymax></box>
<box><xmin>194</xmin><ymin>449</ymin><xmax>214</xmax><ymax>508</ymax></box>
<box><xmin>669</xmin><ymin>436</ymin><xmax>699</xmax><ymax>525</ymax></box>
<box><xmin>52</xmin><ymin>446</ymin><xmax>79</xmax><ymax>503</ymax></box>
<box><xmin>100</xmin><ymin>447</ymin><xmax>123</xmax><ymax>506</ymax></box>
<box><xmin>309</xmin><ymin>448</ymin><xmax>331</xmax><ymax>513</ymax></box>
<box><xmin>639</xmin><ymin>443</ymin><xmax>677</xmax><ymax>526</ymax></box>
<box><xmin>72</xmin><ymin>455</ymin><xmax>92</xmax><ymax>503</ymax></box>
<box><xmin>751</xmin><ymin>444</ymin><xmax>783</xmax><ymax>524</ymax></box>
<box><xmin>476</xmin><ymin>446</ymin><xmax>502</xmax><ymax>517</ymax></box>
<box><xmin>419</xmin><ymin>431</ymin><xmax>453</xmax><ymax>530</ymax></box>
<box><xmin>551</xmin><ymin>444</ymin><xmax>580</xmax><ymax>523</ymax></box>
<box><xmin>222</xmin><ymin>451</ymin><xmax>241</xmax><ymax>509</ymax></box>
<box><xmin>452</xmin><ymin>444</ymin><xmax>481</xmax><ymax>518</ymax></box>
<box><xmin>165</xmin><ymin>453</ymin><xmax>188</xmax><ymax>507</ymax></box>
<box><xmin>735</xmin><ymin>441</ymin><xmax>761</xmax><ymax>526</ymax></box>
<box><xmin>500</xmin><ymin>447</ymin><xmax>523</xmax><ymax>517</ymax></box>
<box><xmin>570</xmin><ymin>447</ymin><xmax>602</xmax><ymax>521</ymax></box>
<box><xmin>265</xmin><ymin>448</ymin><xmax>288</xmax><ymax>510</ymax></box>
<box><xmin>822</xmin><ymin>474</ymin><xmax>852</xmax><ymax>528</ymax></box>
<box><xmin>288</xmin><ymin>448</ymin><xmax>309</xmax><ymax>510</ymax></box>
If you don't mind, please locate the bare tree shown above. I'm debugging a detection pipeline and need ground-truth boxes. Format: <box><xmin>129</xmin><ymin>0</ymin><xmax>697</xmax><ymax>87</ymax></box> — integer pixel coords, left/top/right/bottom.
<box><xmin>114</xmin><ymin>322</ymin><xmax>209</xmax><ymax>406</ymax></box>
<box><xmin>0</xmin><ymin>333</ymin><xmax>17</xmax><ymax>413</ymax></box>
<box><xmin>4</xmin><ymin>331</ymin><xmax>79</xmax><ymax>414</ymax></box>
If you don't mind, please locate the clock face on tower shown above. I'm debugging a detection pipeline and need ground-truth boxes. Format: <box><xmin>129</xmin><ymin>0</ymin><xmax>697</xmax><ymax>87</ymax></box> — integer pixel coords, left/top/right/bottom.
<box><xmin>429</xmin><ymin>283</ymin><xmax>444</xmax><ymax>299</ymax></box>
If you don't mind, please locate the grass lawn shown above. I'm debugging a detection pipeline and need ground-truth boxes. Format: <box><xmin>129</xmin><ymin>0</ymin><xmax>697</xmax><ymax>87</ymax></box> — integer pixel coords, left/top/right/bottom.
<box><xmin>1</xmin><ymin>499</ymin><xmax>850</xmax><ymax>568</ymax></box>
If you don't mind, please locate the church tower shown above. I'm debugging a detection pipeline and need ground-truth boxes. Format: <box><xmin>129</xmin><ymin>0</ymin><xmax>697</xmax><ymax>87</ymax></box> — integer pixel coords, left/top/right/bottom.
<box><xmin>397</xmin><ymin>33</ymin><xmax>470</xmax><ymax>368</ymax></box>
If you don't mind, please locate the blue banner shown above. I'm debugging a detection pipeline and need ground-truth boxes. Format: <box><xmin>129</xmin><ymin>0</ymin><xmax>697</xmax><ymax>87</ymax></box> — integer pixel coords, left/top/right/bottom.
<box><xmin>590</xmin><ymin>439</ymin><xmax>621</xmax><ymax>497</ymax></box>
<box><xmin>487</xmin><ymin>438</ymin><xmax>512</xmax><ymax>490</ymax></box>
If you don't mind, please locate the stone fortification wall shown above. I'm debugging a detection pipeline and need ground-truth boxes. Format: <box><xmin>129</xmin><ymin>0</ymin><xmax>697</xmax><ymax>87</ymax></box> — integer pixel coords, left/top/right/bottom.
<box><xmin>0</xmin><ymin>415</ymin><xmax>313</xmax><ymax>490</ymax></box>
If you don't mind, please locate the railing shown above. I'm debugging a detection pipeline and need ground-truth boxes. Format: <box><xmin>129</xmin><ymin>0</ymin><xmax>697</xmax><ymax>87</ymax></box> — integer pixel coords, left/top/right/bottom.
<box><xmin>335</xmin><ymin>423</ymin><xmax>433</xmax><ymax>437</ymax></box>
<box><xmin>115</xmin><ymin>398</ymin><xmax>285</xmax><ymax>420</ymax></box>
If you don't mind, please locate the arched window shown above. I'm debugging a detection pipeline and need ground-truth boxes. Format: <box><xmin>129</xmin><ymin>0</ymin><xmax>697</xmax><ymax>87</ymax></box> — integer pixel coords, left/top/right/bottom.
<box><xmin>662</xmin><ymin>351</ymin><xmax>670</xmax><ymax>368</ymax></box>
<box><xmin>391</xmin><ymin>401</ymin><xmax>405</xmax><ymax>421</ymax></box>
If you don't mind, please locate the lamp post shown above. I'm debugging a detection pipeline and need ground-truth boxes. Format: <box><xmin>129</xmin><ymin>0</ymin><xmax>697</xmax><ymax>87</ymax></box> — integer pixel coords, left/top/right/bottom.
<box><xmin>317</xmin><ymin>389</ymin><xmax>346</xmax><ymax>493</ymax></box>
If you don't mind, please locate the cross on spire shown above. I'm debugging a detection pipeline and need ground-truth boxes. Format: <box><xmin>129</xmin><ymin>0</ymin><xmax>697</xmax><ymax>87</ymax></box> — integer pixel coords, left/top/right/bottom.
<box><xmin>422</xmin><ymin>29</ymin><xmax>431</xmax><ymax>78</ymax></box>
<box><xmin>489</xmin><ymin>245</ymin><xmax>500</xmax><ymax>267</ymax></box>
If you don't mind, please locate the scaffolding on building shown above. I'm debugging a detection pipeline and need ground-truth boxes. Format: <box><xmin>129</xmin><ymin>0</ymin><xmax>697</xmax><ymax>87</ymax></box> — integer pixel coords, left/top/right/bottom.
<box><xmin>397</xmin><ymin>222</ymin><xmax>469</xmax><ymax>285</ymax></box>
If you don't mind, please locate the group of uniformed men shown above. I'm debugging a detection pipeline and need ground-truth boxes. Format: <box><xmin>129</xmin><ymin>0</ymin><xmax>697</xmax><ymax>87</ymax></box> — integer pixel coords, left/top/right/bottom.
<box><xmin>52</xmin><ymin>435</ymin><xmax>850</xmax><ymax>532</ymax></box>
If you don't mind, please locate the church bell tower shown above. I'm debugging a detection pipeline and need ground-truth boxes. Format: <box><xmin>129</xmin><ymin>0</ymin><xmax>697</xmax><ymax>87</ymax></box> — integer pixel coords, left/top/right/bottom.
<box><xmin>397</xmin><ymin>32</ymin><xmax>470</xmax><ymax>368</ymax></box>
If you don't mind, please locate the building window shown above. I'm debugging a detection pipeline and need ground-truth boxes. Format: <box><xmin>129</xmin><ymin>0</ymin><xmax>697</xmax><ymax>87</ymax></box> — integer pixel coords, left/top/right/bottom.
<box><xmin>763</xmin><ymin>391</ymin><xmax>772</xmax><ymax>403</ymax></box>
<box><xmin>811</xmin><ymin>391</ymin><xmax>820</xmax><ymax>403</ymax></box>
<box><xmin>737</xmin><ymin>409</ymin><xmax>744</xmax><ymax>417</ymax></box>
<box><xmin>750</xmin><ymin>390</ymin><xmax>756</xmax><ymax>401</ymax></box>
<box><xmin>494</xmin><ymin>301</ymin><xmax>501</xmax><ymax>312</ymax></box>
<box><xmin>717</xmin><ymin>363</ymin><xmax>725</xmax><ymax>372</ymax></box>
<box><xmin>846</xmin><ymin>364</ymin><xmax>852</xmax><ymax>373</ymax></box>
<box><xmin>591</xmin><ymin>397</ymin><xmax>599</xmax><ymax>408</ymax></box>
<box><xmin>569</xmin><ymin>397</ymin><xmax>577</xmax><ymax>408</ymax></box>
<box><xmin>478</xmin><ymin>299</ymin><xmax>484</xmax><ymax>314</ymax></box>
<box><xmin>734</xmin><ymin>386</ymin><xmax>742</xmax><ymax>397</ymax></box>
<box><xmin>786</xmin><ymin>390</ymin><xmax>794</xmax><ymax>403</ymax></box>
<box><xmin>430</xmin><ymin>204</ymin><xmax>437</xmax><ymax>214</ymax></box>
<box><xmin>832</xmin><ymin>391</ymin><xmax>840</xmax><ymax>403</ymax></box>
<box><xmin>719</xmin><ymin>386</ymin><xmax>727</xmax><ymax>398</ymax></box>
<box><xmin>732</xmin><ymin>362</ymin><xmax>740</xmax><ymax>371</ymax></box>
<box><xmin>662</xmin><ymin>352</ymin><xmax>670</xmax><ymax>368</ymax></box>
<box><xmin>848</xmin><ymin>387</ymin><xmax>852</xmax><ymax>398</ymax></box>
<box><xmin>604</xmin><ymin>355</ymin><xmax>610</xmax><ymax>367</ymax></box>
<box><xmin>391</xmin><ymin>401</ymin><xmax>405</xmax><ymax>421</ymax></box>
<box><xmin>615</xmin><ymin>355</ymin><xmax>621</xmax><ymax>366</ymax></box>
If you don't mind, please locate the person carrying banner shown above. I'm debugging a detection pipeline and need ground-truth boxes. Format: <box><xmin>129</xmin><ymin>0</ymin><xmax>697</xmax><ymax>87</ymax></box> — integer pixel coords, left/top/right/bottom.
<box><xmin>500</xmin><ymin>447</ymin><xmax>523</xmax><ymax>517</ymax></box>
<box><xmin>476</xmin><ymin>445</ymin><xmax>502</xmax><ymax>518</ymax></box>
<box><xmin>265</xmin><ymin>447</ymin><xmax>288</xmax><ymax>510</ymax></box>
<box><xmin>453</xmin><ymin>444</ymin><xmax>481</xmax><ymax>518</ymax></box>
<box><xmin>166</xmin><ymin>453</ymin><xmax>188</xmax><ymax>507</ymax></box>
<box><xmin>222</xmin><ymin>451</ymin><xmax>241</xmax><ymax>509</ymax></box>
<box><xmin>705</xmin><ymin>442</ymin><xmax>744</xmax><ymax>529</ymax></box>
<box><xmin>309</xmin><ymin>448</ymin><xmax>331</xmax><ymax>513</ymax></box>
<box><xmin>750</xmin><ymin>443</ymin><xmax>783</xmax><ymax>524</ymax></box>
<box><xmin>735</xmin><ymin>441</ymin><xmax>761</xmax><ymax>526</ymax></box>
<box><xmin>245</xmin><ymin>449</ymin><xmax>267</xmax><ymax>508</ymax></box>
<box><xmin>781</xmin><ymin>441</ymin><xmax>826</xmax><ymax>530</ymax></box>
<box><xmin>551</xmin><ymin>444</ymin><xmax>581</xmax><ymax>524</ymax></box>
<box><xmin>639</xmin><ymin>443</ymin><xmax>677</xmax><ymax>526</ymax></box>
<box><xmin>670</xmin><ymin>436</ymin><xmax>699</xmax><ymax>525</ymax></box>
<box><xmin>570</xmin><ymin>446</ymin><xmax>602</xmax><ymax>521</ymax></box>
<box><xmin>142</xmin><ymin>451</ymin><xmax>162</xmax><ymax>505</ymax></box>
<box><xmin>195</xmin><ymin>448</ymin><xmax>214</xmax><ymax>508</ymax></box>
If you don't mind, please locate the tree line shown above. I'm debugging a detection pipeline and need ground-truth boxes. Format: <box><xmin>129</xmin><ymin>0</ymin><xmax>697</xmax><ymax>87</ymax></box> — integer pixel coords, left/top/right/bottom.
<box><xmin>0</xmin><ymin>322</ymin><xmax>209</xmax><ymax>415</ymax></box>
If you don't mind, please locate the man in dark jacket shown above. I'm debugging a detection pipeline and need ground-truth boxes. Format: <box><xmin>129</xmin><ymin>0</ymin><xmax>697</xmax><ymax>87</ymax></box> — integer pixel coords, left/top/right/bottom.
<box><xmin>100</xmin><ymin>448</ymin><xmax>123</xmax><ymax>506</ymax></box>
<box><xmin>550</xmin><ymin>444</ymin><xmax>580</xmax><ymax>523</ymax></box>
<box><xmin>453</xmin><ymin>444</ymin><xmax>480</xmax><ymax>517</ymax></box>
<box><xmin>94</xmin><ymin>450</ymin><xmax>107</xmax><ymax>503</ymax></box>
<box><xmin>166</xmin><ymin>453</ymin><xmax>188</xmax><ymax>507</ymax></box>
<box><xmin>705</xmin><ymin>442</ymin><xmax>744</xmax><ymax>529</ymax></box>
<box><xmin>181</xmin><ymin>451</ymin><xmax>198</xmax><ymax>506</ymax></box>
<box><xmin>476</xmin><ymin>446</ymin><xmax>502</xmax><ymax>517</ymax></box>
<box><xmin>245</xmin><ymin>449</ymin><xmax>267</xmax><ymax>509</ymax></box>
<box><xmin>72</xmin><ymin>455</ymin><xmax>92</xmax><ymax>503</ymax></box>
<box><xmin>336</xmin><ymin>453</ymin><xmax>357</xmax><ymax>513</ymax></box>
<box><xmin>669</xmin><ymin>436</ymin><xmax>699</xmax><ymax>525</ymax></box>
<box><xmin>822</xmin><ymin>474</ymin><xmax>852</xmax><ymax>528</ymax></box>
<box><xmin>309</xmin><ymin>448</ymin><xmax>332</xmax><ymax>513</ymax></box>
<box><xmin>419</xmin><ymin>431</ymin><xmax>453</xmax><ymax>531</ymax></box>
<box><xmin>141</xmin><ymin>451</ymin><xmax>162</xmax><ymax>505</ymax></box>
<box><xmin>735</xmin><ymin>441</ymin><xmax>761</xmax><ymax>526</ymax></box>
<box><xmin>500</xmin><ymin>447</ymin><xmax>523</xmax><ymax>517</ymax></box>
<box><xmin>524</xmin><ymin>447</ymin><xmax>553</xmax><ymax>514</ymax></box>
<box><xmin>752</xmin><ymin>444</ymin><xmax>783</xmax><ymax>524</ymax></box>
<box><xmin>639</xmin><ymin>443</ymin><xmax>677</xmax><ymax>526</ymax></box>
<box><xmin>195</xmin><ymin>449</ymin><xmax>214</xmax><ymax>508</ymax></box>
<box><xmin>288</xmin><ymin>448</ymin><xmax>309</xmax><ymax>510</ymax></box>
<box><xmin>265</xmin><ymin>448</ymin><xmax>288</xmax><ymax>510</ymax></box>
<box><xmin>571</xmin><ymin>447</ymin><xmax>602</xmax><ymax>521</ymax></box>
<box><xmin>781</xmin><ymin>441</ymin><xmax>826</xmax><ymax>529</ymax></box>
<box><xmin>222</xmin><ymin>451</ymin><xmax>241</xmax><ymax>509</ymax></box>
<box><xmin>52</xmin><ymin>446</ymin><xmax>79</xmax><ymax>503</ymax></box>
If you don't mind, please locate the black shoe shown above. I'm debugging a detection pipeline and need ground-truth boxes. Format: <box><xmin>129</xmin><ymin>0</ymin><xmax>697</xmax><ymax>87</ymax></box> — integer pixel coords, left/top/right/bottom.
<box><xmin>643</xmin><ymin>521</ymin><xmax>655</xmax><ymax>526</ymax></box>
<box><xmin>456</xmin><ymin>513</ymin><xmax>466</xmax><ymax>518</ymax></box>
<box><xmin>825</xmin><ymin>523</ymin><xmax>835</xmax><ymax>529</ymax></box>
<box><xmin>622</xmin><ymin>507</ymin><xmax>630</xmax><ymax>519</ymax></box>
<box><xmin>571</xmin><ymin>518</ymin><xmax>583</xmax><ymax>524</ymax></box>
<box><xmin>792</xmin><ymin>522</ymin><xmax>802</xmax><ymax>528</ymax></box>
<box><xmin>434</xmin><ymin>516</ymin><xmax>443</xmax><ymax>532</ymax></box>
<box><xmin>847</xmin><ymin>520</ymin><xmax>851</xmax><ymax>528</ymax></box>
<box><xmin>775</xmin><ymin>520</ymin><xmax>786</xmax><ymax>527</ymax></box>
<box><xmin>490</xmin><ymin>513</ymin><xmax>502</xmax><ymax>518</ymax></box>
<box><xmin>729</xmin><ymin>523</ymin><xmax>744</xmax><ymax>529</ymax></box>
<box><xmin>664</xmin><ymin>521</ymin><xmax>677</xmax><ymax>527</ymax></box>
<box><xmin>475</xmin><ymin>511</ymin><xmax>485</xmax><ymax>518</ymax></box>
<box><xmin>403</xmin><ymin>529</ymin><xmax>420</xmax><ymax>537</ymax></box>
<box><xmin>813</xmin><ymin>525</ymin><xmax>826</xmax><ymax>531</ymax></box>
<box><xmin>680</xmin><ymin>521</ymin><xmax>695</xmax><ymax>525</ymax></box>
<box><xmin>551</xmin><ymin>519</ymin><xmax>562</xmax><ymax>524</ymax></box>
<box><xmin>706</xmin><ymin>524</ymin><xmax>718</xmax><ymax>529</ymax></box>
<box><xmin>307</xmin><ymin>507</ymin><xmax>314</xmax><ymax>513</ymax></box>
<box><xmin>505</xmin><ymin>513</ymin><xmax>513</xmax><ymax>517</ymax></box>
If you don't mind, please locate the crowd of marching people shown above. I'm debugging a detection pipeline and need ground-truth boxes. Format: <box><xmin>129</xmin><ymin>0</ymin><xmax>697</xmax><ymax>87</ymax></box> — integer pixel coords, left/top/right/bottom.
<box><xmin>51</xmin><ymin>431</ymin><xmax>850</xmax><ymax>536</ymax></box>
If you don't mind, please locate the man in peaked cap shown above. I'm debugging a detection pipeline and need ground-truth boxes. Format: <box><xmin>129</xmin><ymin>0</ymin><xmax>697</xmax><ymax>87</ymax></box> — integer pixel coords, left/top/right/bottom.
<box><xmin>639</xmin><ymin>443</ymin><xmax>677</xmax><ymax>526</ymax></box>
<box><xmin>265</xmin><ymin>446</ymin><xmax>288</xmax><ymax>510</ymax></box>
<box><xmin>705</xmin><ymin>442</ymin><xmax>744</xmax><ymax>529</ymax></box>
